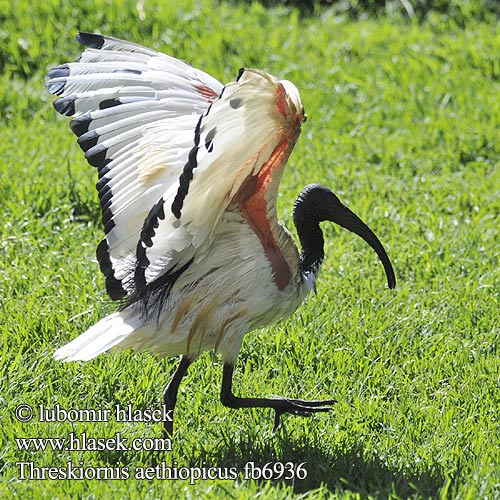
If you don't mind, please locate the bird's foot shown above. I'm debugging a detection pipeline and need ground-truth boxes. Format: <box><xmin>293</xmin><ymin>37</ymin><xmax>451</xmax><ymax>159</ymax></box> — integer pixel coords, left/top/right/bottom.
<box><xmin>271</xmin><ymin>397</ymin><xmax>336</xmax><ymax>431</ymax></box>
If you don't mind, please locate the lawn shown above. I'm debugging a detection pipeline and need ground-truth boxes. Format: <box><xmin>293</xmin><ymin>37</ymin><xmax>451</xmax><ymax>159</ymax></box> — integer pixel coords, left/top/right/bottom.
<box><xmin>1</xmin><ymin>1</ymin><xmax>499</xmax><ymax>498</ymax></box>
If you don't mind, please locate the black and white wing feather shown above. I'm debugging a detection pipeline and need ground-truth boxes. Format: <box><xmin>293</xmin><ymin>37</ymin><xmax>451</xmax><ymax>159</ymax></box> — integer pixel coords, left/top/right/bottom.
<box><xmin>47</xmin><ymin>33</ymin><xmax>304</xmax><ymax>308</ymax></box>
<box><xmin>47</xmin><ymin>33</ymin><xmax>223</xmax><ymax>300</ymax></box>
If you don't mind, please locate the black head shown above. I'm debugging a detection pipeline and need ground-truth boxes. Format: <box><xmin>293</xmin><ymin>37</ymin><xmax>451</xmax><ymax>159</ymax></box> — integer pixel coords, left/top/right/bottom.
<box><xmin>293</xmin><ymin>183</ymin><xmax>396</xmax><ymax>289</ymax></box>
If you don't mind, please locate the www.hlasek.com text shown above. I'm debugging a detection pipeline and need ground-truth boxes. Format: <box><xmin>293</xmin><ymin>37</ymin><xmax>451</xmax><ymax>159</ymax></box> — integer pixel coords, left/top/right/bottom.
<box><xmin>16</xmin><ymin>432</ymin><xmax>172</xmax><ymax>452</ymax></box>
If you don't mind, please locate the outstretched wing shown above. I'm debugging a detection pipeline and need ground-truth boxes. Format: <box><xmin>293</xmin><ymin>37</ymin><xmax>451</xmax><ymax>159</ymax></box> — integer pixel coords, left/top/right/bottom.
<box><xmin>46</xmin><ymin>32</ymin><xmax>223</xmax><ymax>299</ymax></box>
<box><xmin>47</xmin><ymin>33</ymin><xmax>305</xmax><ymax>307</ymax></box>
<box><xmin>133</xmin><ymin>69</ymin><xmax>305</xmax><ymax>294</ymax></box>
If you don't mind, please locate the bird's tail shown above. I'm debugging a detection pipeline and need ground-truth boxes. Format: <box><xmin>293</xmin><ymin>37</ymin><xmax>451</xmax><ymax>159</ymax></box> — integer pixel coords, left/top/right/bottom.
<box><xmin>54</xmin><ymin>311</ymin><xmax>140</xmax><ymax>362</ymax></box>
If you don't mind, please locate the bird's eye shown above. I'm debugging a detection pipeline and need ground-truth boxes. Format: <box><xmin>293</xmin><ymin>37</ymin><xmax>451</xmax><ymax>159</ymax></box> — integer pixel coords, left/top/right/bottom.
<box><xmin>302</xmin><ymin>113</ymin><xmax>308</xmax><ymax>123</ymax></box>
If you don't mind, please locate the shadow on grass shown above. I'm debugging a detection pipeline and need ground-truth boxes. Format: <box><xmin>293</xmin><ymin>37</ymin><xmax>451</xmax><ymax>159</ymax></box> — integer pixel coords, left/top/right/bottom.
<box><xmin>88</xmin><ymin>420</ymin><xmax>445</xmax><ymax>497</ymax></box>
<box><xmin>88</xmin><ymin>385</ymin><xmax>445</xmax><ymax>496</ymax></box>
<box><xmin>190</xmin><ymin>434</ymin><xmax>445</xmax><ymax>498</ymax></box>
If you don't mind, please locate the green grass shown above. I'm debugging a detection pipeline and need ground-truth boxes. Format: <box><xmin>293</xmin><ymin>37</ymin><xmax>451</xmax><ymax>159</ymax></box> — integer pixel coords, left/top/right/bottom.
<box><xmin>1</xmin><ymin>1</ymin><xmax>499</xmax><ymax>498</ymax></box>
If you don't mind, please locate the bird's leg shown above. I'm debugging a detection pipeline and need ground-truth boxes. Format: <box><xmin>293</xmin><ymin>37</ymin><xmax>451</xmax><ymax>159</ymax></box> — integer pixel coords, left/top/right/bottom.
<box><xmin>220</xmin><ymin>363</ymin><xmax>335</xmax><ymax>431</ymax></box>
<box><xmin>162</xmin><ymin>355</ymin><xmax>192</xmax><ymax>437</ymax></box>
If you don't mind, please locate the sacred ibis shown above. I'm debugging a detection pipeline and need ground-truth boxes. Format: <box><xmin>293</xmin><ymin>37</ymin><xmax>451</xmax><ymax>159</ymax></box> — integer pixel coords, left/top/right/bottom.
<box><xmin>47</xmin><ymin>33</ymin><xmax>396</xmax><ymax>434</ymax></box>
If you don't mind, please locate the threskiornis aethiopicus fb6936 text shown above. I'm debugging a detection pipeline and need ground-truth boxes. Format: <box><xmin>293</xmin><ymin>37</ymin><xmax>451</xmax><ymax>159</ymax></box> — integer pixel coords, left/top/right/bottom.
<box><xmin>47</xmin><ymin>33</ymin><xmax>396</xmax><ymax>435</ymax></box>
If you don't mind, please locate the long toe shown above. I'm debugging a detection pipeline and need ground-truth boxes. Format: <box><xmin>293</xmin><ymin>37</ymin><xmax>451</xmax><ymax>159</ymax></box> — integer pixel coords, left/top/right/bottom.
<box><xmin>287</xmin><ymin>402</ymin><xmax>334</xmax><ymax>414</ymax></box>
<box><xmin>286</xmin><ymin>397</ymin><xmax>337</xmax><ymax>408</ymax></box>
<box><xmin>271</xmin><ymin>398</ymin><xmax>335</xmax><ymax>431</ymax></box>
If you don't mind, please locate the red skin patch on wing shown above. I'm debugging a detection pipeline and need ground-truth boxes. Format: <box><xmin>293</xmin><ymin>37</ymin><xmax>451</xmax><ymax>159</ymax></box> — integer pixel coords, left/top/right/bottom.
<box><xmin>235</xmin><ymin>139</ymin><xmax>296</xmax><ymax>290</ymax></box>
<box><xmin>193</xmin><ymin>83</ymin><xmax>219</xmax><ymax>103</ymax></box>
<box><xmin>276</xmin><ymin>83</ymin><xmax>288</xmax><ymax>117</ymax></box>
<box><xmin>234</xmin><ymin>81</ymin><xmax>305</xmax><ymax>290</ymax></box>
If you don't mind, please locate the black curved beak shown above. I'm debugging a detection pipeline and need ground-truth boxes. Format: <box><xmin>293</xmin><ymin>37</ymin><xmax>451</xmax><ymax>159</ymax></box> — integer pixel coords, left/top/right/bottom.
<box><xmin>329</xmin><ymin>204</ymin><xmax>396</xmax><ymax>289</ymax></box>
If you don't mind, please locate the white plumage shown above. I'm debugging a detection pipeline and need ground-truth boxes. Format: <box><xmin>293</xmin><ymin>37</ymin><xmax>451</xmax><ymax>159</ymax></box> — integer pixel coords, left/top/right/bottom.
<box><xmin>48</xmin><ymin>33</ymin><xmax>395</xmax><ymax>433</ymax></box>
<box><xmin>54</xmin><ymin>207</ymin><xmax>305</xmax><ymax>364</ymax></box>
<box><xmin>49</xmin><ymin>32</ymin><xmax>306</xmax><ymax>363</ymax></box>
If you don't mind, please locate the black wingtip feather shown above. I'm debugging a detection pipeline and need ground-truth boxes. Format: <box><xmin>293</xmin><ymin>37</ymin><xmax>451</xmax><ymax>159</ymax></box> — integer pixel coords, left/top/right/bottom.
<box><xmin>96</xmin><ymin>239</ymin><xmax>111</xmax><ymax>273</ymax></box>
<box><xmin>47</xmin><ymin>64</ymin><xmax>70</xmax><ymax>80</ymax></box>
<box><xmin>104</xmin><ymin>218</ymin><xmax>116</xmax><ymax>234</ymax></box>
<box><xmin>77</xmin><ymin>130</ymin><xmax>99</xmax><ymax>152</ymax></box>
<box><xmin>96</xmin><ymin>239</ymin><xmax>127</xmax><ymax>301</ymax></box>
<box><xmin>85</xmin><ymin>143</ymin><xmax>108</xmax><ymax>168</ymax></box>
<box><xmin>99</xmin><ymin>98</ymin><xmax>122</xmax><ymax>110</ymax></box>
<box><xmin>45</xmin><ymin>80</ymin><xmax>66</xmax><ymax>96</ymax></box>
<box><xmin>102</xmin><ymin>206</ymin><xmax>114</xmax><ymax>227</ymax></box>
<box><xmin>97</xmin><ymin>159</ymin><xmax>112</xmax><ymax>175</ymax></box>
<box><xmin>96</xmin><ymin>175</ymin><xmax>110</xmax><ymax>192</ymax></box>
<box><xmin>171</xmin><ymin>115</ymin><xmax>203</xmax><ymax>219</ymax></box>
<box><xmin>53</xmin><ymin>95</ymin><xmax>76</xmax><ymax>116</ymax></box>
<box><xmin>96</xmin><ymin>163</ymin><xmax>111</xmax><ymax>181</ymax></box>
<box><xmin>106</xmin><ymin>280</ymin><xmax>128</xmax><ymax>301</ymax></box>
<box><xmin>76</xmin><ymin>32</ymin><xmax>106</xmax><ymax>49</ymax></box>
<box><xmin>134</xmin><ymin>198</ymin><xmax>166</xmax><ymax>288</ymax></box>
<box><xmin>99</xmin><ymin>184</ymin><xmax>113</xmax><ymax>208</ymax></box>
<box><xmin>46</xmin><ymin>64</ymin><xmax>70</xmax><ymax>94</ymax></box>
<box><xmin>70</xmin><ymin>114</ymin><xmax>91</xmax><ymax>136</ymax></box>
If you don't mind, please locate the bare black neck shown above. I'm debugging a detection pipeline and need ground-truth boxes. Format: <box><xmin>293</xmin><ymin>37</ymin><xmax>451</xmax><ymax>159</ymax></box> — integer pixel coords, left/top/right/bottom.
<box><xmin>293</xmin><ymin>190</ymin><xmax>325</xmax><ymax>275</ymax></box>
